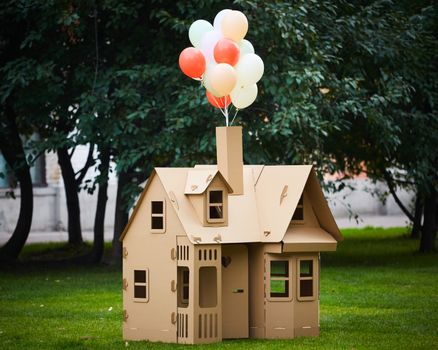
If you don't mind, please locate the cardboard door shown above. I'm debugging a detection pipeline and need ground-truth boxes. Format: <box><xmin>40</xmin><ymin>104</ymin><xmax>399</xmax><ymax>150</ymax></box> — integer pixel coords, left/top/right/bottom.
<box><xmin>221</xmin><ymin>244</ymin><xmax>249</xmax><ymax>339</ymax></box>
<box><xmin>264</xmin><ymin>254</ymin><xmax>294</xmax><ymax>339</ymax></box>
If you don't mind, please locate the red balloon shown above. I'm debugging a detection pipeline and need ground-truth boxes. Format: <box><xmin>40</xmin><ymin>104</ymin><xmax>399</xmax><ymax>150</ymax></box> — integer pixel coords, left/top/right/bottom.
<box><xmin>214</xmin><ymin>38</ymin><xmax>240</xmax><ymax>66</ymax></box>
<box><xmin>179</xmin><ymin>47</ymin><xmax>206</xmax><ymax>79</ymax></box>
<box><xmin>206</xmin><ymin>90</ymin><xmax>231</xmax><ymax>109</ymax></box>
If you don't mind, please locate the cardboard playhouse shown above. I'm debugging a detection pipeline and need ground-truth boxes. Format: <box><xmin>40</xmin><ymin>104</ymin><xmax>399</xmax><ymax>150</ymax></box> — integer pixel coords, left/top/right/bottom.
<box><xmin>120</xmin><ymin>126</ymin><xmax>343</xmax><ymax>344</ymax></box>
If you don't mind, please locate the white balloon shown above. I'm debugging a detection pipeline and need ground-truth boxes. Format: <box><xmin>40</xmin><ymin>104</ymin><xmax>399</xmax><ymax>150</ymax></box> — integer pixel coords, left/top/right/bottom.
<box><xmin>231</xmin><ymin>84</ymin><xmax>258</xmax><ymax>109</ymax></box>
<box><xmin>189</xmin><ymin>20</ymin><xmax>213</xmax><ymax>48</ymax></box>
<box><xmin>235</xmin><ymin>53</ymin><xmax>264</xmax><ymax>87</ymax></box>
<box><xmin>213</xmin><ymin>9</ymin><xmax>232</xmax><ymax>31</ymax></box>
<box><xmin>238</xmin><ymin>39</ymin><xmax>255</xmax><ymax>55</ymax></box>
<box><xmin>203</xmin><ymin>63</ymin><xmax>221</xmax><ymax>97</ymax></box>
<box><xmin>200</xmin><ymin>30</ymin><xmax>222</xmax><ymax>63</ymax></box>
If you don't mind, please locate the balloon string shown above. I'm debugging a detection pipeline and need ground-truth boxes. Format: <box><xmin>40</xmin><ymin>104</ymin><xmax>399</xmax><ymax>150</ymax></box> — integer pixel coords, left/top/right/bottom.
<box><xmin>212</xmin><ymin>95</ymin><xmax>229</xmax><ymax>125</ymax></box>
<box><xmin>230</xmin><ymin>108</ymin><xmax>239</xmax><ymax>126</ymax></box>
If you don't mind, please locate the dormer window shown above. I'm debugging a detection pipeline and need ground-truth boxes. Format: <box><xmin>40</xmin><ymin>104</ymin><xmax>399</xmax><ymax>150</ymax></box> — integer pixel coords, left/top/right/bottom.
<box><xmin>184</xmin><ymin>169</ymin><xmax>230</xmax><ymax>227</ymax></box>
<box><xmin>151</xmin><ymin>200</ymin><xmax>166</xmax><ymax>233</ymax></box>
<box><xmin>292</xmin><ymin>194</ymin><xmax>304</xmax><ymax>222</ymax></box>
<box><xmin>207</xmin><ymin>190</ymin><xmax>224</xmax><ymax>223</ymax></box>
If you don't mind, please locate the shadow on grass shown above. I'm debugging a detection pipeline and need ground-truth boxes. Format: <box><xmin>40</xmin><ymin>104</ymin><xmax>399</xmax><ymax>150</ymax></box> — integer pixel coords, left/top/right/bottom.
<box><xmin>0</xmin><ymin>241</ymin><xmax>117</xmax><ymax>273</ymax></box>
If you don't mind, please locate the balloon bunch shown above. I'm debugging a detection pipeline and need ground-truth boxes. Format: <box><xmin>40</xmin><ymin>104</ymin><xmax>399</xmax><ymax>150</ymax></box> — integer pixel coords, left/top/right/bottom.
<box><xmin>179</xmin><ymin>9</ymin><xmax>264</xmax><ymax>126</ymax></box>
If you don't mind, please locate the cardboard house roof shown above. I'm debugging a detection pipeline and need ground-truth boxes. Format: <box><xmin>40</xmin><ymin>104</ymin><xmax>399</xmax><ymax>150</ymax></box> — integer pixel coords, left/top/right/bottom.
<box><xmin>120</xmin><ymin>165</ymin><xmax>343</xmax><ymax>245</ymax></box>
<box><xmin>184</xmin><ymin>169</ymin><xmax>233</xmax><ymax>194</ymax></box>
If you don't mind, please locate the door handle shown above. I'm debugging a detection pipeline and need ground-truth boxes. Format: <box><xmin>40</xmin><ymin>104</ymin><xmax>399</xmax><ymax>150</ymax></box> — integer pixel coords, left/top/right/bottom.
<box><xmin>232</xmin><ymin>289</ymin><xmax>244</xmax><ymax>293</ymax></box>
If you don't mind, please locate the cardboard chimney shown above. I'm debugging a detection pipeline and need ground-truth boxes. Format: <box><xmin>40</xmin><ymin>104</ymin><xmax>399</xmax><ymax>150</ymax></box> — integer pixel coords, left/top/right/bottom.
<box><xmin>216</xmin><ymin>126</ymin><xmax>244</xmax><ymax>195</ymax></box>
<box><xmin>120</xmin><ymin>126</ymin><xmax>343</xmax><ymax>344</ymax></box>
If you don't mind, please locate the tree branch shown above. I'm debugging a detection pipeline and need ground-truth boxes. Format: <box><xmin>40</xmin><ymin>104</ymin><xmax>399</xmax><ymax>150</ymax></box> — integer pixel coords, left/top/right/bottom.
<box><xmin>75</xmin><ymin>143</ymin><xmax>94</xmax><ymax>186</ymax></box>
<box><xmin>68</xmin><ymin>147</ymin><xmax>76</xmax><ymax>159</ymax></box>
<box><xmin>383</xmin><ymin>169</ymin><xmax>415</xmax><ymax>222</ymax></box>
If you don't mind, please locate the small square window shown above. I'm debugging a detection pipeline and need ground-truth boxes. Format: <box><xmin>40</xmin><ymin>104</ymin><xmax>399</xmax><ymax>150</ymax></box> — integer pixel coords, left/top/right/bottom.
<box><xmin>133</xmin><ymin>269</ymin><xmax>148</xmax><ymax>302</ymax></box>
<box><xmin>270</xmin><ymin>280</ymin><xmax>289</xmax><ymax>297</ymax></box>
<box><xmin>134</xmin><ymin>285</ymin><xmax>147</xmax><ymax>298</ymax></box>
<box><xmin>298</xmin><ymin>259</ymin><xmax>315</xmax><ymax>301</ymax></box>
<box><xmin>151</xmin><ymin>201</ymin><xmax>163</xmax><ymax>214</ymax></box>
<box><xmin>270</xmin><ymin>260</ymin><xmax>288</xmax><ymax>277</ymax></box>
<box><xmin>178</xmin><ymin>267</ymin><xmax>190</xmax><ymax>307</ymax></box>
<box><xmin>134</xmin><ymin>270</ymin><xmax>146</xmax><ymax>283</ymax></box>
<box><xmin>151</xmin><ymin>200</ymin><xmax>165</xmax><ymax>233</ymax></box>
<box><xmin>292</xmin><ymin>194</ymin><xmax>304</xmax><ymax>222</ymax></box>
<box><xmin>151</xmin><ymin>216</ymin><xmax>163</xmax><ymax>230</ymax></box>
<box><xmin>300</xmin><ymin>260</ymin><xmax>313</xmax><ymax>277</ymax></box>
<box><xmin>292</xmin><ymin>207</ymin><xmax>304</xmax><ymax>221</ymax></box>
<box><xmin>300</xmin><ymin>280</ymin><xmax>313</xmax><ymax>297</ymax></box>
<box><xmin>206</xmin><ymin>189</ymin><xmax>225</xmax><ymax>223</ymax></box>
<box><xmin>209</xmin><ymin>205</ymin><xmax>223</xmax><ymax>219</ymax></box>
<box><xmin>209</xmin><ymin>190</ymin><xmax>223</xmax><ymax>203</ymax></box>
<box><xmin>269</xmin><ymin>260</ymin><xmax>290</xmax><ymax>299</ymax></box>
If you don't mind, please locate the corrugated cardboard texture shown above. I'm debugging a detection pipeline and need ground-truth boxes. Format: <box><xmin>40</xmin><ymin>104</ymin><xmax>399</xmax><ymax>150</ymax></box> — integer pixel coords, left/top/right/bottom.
<box><xmin>121</xmin><ymin>165</ymin><xmax>342</xmax><ymax>246</ymax></box>
<box><xmin>283</xmin><ymin>227</ymin><xmax>338</xmax><ymax>252</ymax></box>
<box><xmin>216</xmin><ymin>126</ymin><xmax>244</xmax><ymax>195</ymax></box>
<box><xmin>184</xmin><ymin>169</ymin><xmax>233</xmax><ymax>194</ymax></box>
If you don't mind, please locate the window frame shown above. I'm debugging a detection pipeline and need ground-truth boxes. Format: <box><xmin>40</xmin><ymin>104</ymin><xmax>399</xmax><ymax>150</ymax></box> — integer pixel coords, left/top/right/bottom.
<box><xmin>267</xmin><ymin>258</ymin><xmax>292</xmax><ymax>302</ymax></box>
<box><xmin>0</xmin><ymin>152</ymin><xmax>47</xmax><ymax>188</ymax></box>
<box><xmin>150</xmin><ymin>199</ymin><xmax>166</xmax><ymax>233</ymax></box>
<box><xmin>206</xmin><ymin>189</ymin><xmax>225</xmax><ymax>224</ymax></box>
<box><xmin>177</xmin><ymin>266</ymin><xmax>190</xmax><ymax>308</ymax></box>
<box><xmin>297</xmin><ymin>258</ymin><xmax>316</xmax><ymax>301</ymax></box>
<box><xmin>199</xmin><ymin>266</ymin><xmax>218</xmax><ymax>308</ymax></box>
<box><xmin>291</xmin><ymin>194</ymin><xmax>305</xmax><ymax>224</ymax></box>
<box><xmin>133</xmin><ymin>269</ymin><xmax>149</xmax><ymax>303</ymax></box>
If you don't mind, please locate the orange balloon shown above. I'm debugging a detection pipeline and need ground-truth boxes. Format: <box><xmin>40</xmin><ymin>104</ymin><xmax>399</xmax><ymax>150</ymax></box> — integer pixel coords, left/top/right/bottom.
<box><xmin>214</xmin><ymin>38</ymin><xmax>240</xmax><ymax>66</ymax></box>
<box><xmin>206</xmin><ymin>90</ymin><xmax>231</xmax><ymax>108</ymax></box>
<box><xmin>179</xmin><ymin>47</ymin><xmax>206</xmax><ymax>79</ymax></box>
<box><xmin>210</xmin><ymin>63</ymin><xmax>237</xmax><ymax>97</ymax></box>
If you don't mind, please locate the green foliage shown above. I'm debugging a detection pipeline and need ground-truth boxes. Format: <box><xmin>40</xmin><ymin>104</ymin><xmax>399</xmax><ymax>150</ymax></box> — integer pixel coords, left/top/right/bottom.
<box><xmin>1</xmin><ymin>0</ymin><xmax>437</xmax><ymax>210</ymax></box>
<box><xmin>0</xmin><ymin>227</ymin><xmax>436</xmax><ymax>349</ymax></box>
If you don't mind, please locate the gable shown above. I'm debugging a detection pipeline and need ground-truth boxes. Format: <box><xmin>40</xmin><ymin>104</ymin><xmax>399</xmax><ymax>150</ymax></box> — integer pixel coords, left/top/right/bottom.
<box><xmin>255</xmin><ymin>166</ymin><xmax>343</xmax><ymax>243</ymax></box>
<box><xmin>306</xmin><ymin>169</ymin><xmax>343</xmax><ymax>241</ymax></box>
<box><xmin>119</xmin><ymin>170</ymin><xmax>184</xmax><ymax>242</ymax></box>
<box><xmin>119</xmin><ymin>170</ymin><xmax>157</xmax><ymax>241</ymax></box>
<box><xmin>255</xmin><ymin>165</ymin><xmax>312</xmax><ymax>243</ymax></box>
<box><xmin>156</xmin><ymin>167</ymin><xmax>261</xmax><ymax>244</ymax></box>
<box><xmin>184</xmin><ymin>169</ymin><xmax>233</xmax><ymax>194</ymax></box>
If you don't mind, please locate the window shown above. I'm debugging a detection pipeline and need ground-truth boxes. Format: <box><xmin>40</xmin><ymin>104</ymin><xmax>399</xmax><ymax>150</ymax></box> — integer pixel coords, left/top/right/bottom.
<box><xmin>298</xmin><ymin>259</ymin><xmax>315</xmax><ymax>301</ymax></box>
<box><xmin>151</xmin><ymin>200</ymin><xmax>165</xmax><ymax>233</ymax></box>
<box><xmin>269</xmin><ymin>260</ymin><xmax>290</xmax><ymax>298</ymax></box>
<box><xmin>178</xmin><ymin>267</ymin><xmax>190</xmax><ymax>308</ymax></box>
<box><xmin>207</xmin><ymin>190</ymin><xmax>224</xmax><ymax>223</ymax></box>
<box><xmin>0</xmin><ymin>152</ymin><xmax>46</xmax><ymax>188</ymax></box>
<box><xmin>134</xmin><ymin>269</ymin><xmax>149</xmax><ymax>302</ymax></box>
<box><xmin>199</xmin><ymin>267</ymin><xmax>217</xmax><ymax>308</ymax></box>
<box><xmin>292</xmin><ymin>194</ymin><xmax>304</xmax><ymax>221</ymax></box>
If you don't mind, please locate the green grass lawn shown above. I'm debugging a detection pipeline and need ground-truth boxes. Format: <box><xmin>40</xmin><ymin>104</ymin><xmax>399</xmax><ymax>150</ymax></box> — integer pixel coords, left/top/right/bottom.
<box><xmin>0</xmin><ymin>227</ymin><xmax>437</xmax><ymax>349</ymax></box>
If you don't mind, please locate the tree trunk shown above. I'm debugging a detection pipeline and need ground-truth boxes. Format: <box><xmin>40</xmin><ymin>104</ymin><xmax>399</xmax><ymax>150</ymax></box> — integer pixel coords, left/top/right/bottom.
<box><xmin>0</xmin><ymin>117</ymin><xmax>33</xmax><ymax>261</ymax></box>
<box><xmin>411</xmin><ymin>195</ymin><xmax>422</xmax><ymax>239</ymax></box>
<box><xmin>110</xmin><ymin>169</ymin><xmax>130</xmax><ymax>266</ymax></box>
<box><xmin>383</xmin><ymin>170</ymin><xmax>414</xmax><ymax>222</ymax></box>
<box><xmin>419</xmin><ymin>189</ymin><xmax>437</xmax><ymax>253</ymax></box>
<box><xmin>89</xmin><ymin>147</ymin><xmax>110</xmax><ymax>263</ymax></box>
<box><xmin>57</xmin><ymin>147</ymin><xmax>83</xmax><ymax>246</ymax></box>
